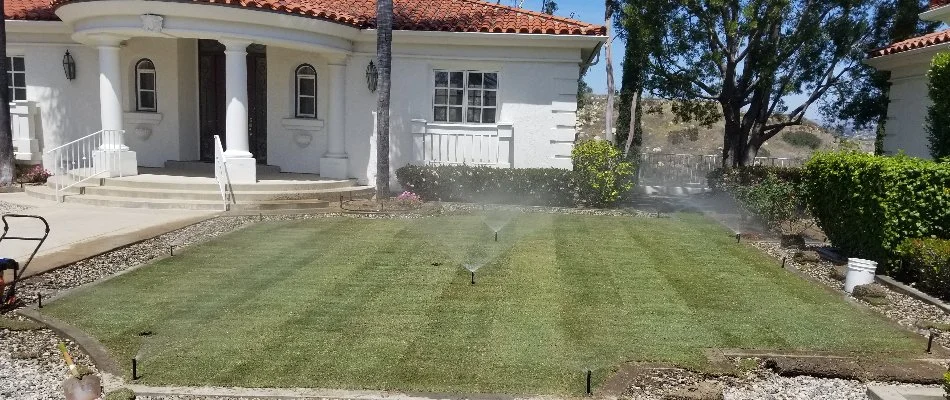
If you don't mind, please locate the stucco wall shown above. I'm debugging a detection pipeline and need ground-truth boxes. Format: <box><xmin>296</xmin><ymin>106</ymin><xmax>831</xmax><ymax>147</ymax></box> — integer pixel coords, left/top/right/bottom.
<box><xmin>8</xmin><ymin>34</ymin><xmax>100</xmax><ymax>151</ymax></box>
<box><xmin>11</xmin><ymin>31</ymin><xmax>586</xmax><ymax>180</ymax></box>
<box><xmin>345</xmin><ymin>45</ymin><xmax>582</xmax><ymax>185</ymax></box>
<box><xmin>265</xmin><ymin>47</ymin><xmax>330</xmax><ymax>174</ymax></box>
<box><xmin>120</xmin><ymin>37</ymin><xmax>187</xmax><ymax>167</ymax></box>
<box><xmin>883</xmin><ymin>65</ymin><xmax>932</xmax><ymax>159</ymax></box>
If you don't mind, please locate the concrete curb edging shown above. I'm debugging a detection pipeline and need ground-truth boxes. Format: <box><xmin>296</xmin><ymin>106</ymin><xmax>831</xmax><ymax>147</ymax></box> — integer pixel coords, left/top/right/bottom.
<box><xmin>15</xmin><ymin>306</ymin><xmax>123</xmax><ymax>376</ymax></box>
<box><xmin>875</xmin><ymin>275</ymin><xmax>950</xmax><ymax>315</ymax></box>
<box><xmin>867</xmin><ymin>385</ymin><xmax>945</xmax><ymax>400</ymax></box>
<box><xmin>123</xmin><ymin>385</ymin><xmax>552</xmax><ymax>400</ymax></box>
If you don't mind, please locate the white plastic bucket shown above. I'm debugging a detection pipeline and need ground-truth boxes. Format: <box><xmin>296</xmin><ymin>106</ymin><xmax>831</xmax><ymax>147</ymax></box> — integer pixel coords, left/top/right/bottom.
<box><xmin>844</xmin><ymin>258</ymin><xmax>878</xmax><ymax>293</ymax></box>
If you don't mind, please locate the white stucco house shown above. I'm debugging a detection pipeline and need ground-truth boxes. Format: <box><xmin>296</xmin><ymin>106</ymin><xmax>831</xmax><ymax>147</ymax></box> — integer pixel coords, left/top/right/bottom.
<box><xmin>866</xmin><ymin>0</ymin><xmax>950</xmax><ymax>159</ymax></box>
<box><xmin>4</xmin><ymin>0</ymin><xmax>605</xmax><ymax>186</ymax></box>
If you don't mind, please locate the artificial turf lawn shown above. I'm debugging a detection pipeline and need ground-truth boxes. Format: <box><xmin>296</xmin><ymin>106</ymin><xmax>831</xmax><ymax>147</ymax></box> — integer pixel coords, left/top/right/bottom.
<box><xmin>42</xmin><ymin>213</ymin><xmax>924</xmax><ymax>394</ymax></box>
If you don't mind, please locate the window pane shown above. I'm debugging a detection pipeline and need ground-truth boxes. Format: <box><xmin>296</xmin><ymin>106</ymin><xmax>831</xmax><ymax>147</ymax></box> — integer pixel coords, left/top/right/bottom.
<box><xmin>435</xmin><ymin>71</ymin><xmax>448</xmax><ymax>87</ymax></box>
<box><xmin>138</xmin><ymin>60</ymin><xmax>154</xmax><ymax>70</ymax></box>
<box><xmin>139</xmin><ymin>73</ymin><xmax>155</xmax><ymax>91</ymax></box>
<box><xmin>434</xmin><ymin>89</ymin><xmax>447</xmax><ymax>105</ymax></box>
<box><xmin>467</xmin><ymin>107</ymin><xmax>480</xmax><ymax>123</ymax></box>
<box><xmin>14</xmin><ymin>89</ymin><xmax>26</xmax><ymax>101</ymax></box>
<box><xmin>13</xmin><ymin>57</ymin><xmax>24</xmax><ymax>72</ymax></box>
<box><xmin>298</xmin><ymin>65</ymin><xmax>315</xmax><ymax>76</ymax></box>
<box><xmin>299</xmin><ymin>78</ymin><xmax>315</xmax><ymax>96</ymax></box>
<box><xmin>450</xmin><ymin>72</ymin><xmax>463</xmax><ymax>88</ymax></box>
<box><xmin>434</xmin><ymin>106</ymin><xmax>447</xmax><ymax>122</ymax></box>
<box><xmin>139</xmin><ymin>91</ymin><xmax>155</xmax><ymax>110</ymax></box>
<box><xmin>484</xmin><ymin>91</ymin><xmax>496</xmax><ymax>107</ymax></box>
<box><xmin>13</xmin><ymin>73</ymin><xmax>24</xmax><ymax>88</ymax></box>
<box><xmin>448</xmin><ymin>107</ymin><xmax>463</xmax><ymax>122</ymax></box>
<box><xmin>299</xmin><ymin>97</ymin><xmax>315</xmax><ymax>116</ymax></box>
<box><xmin>484</xmin><ymin>73</ymin><xmax>497</xmax><ymax>89</ymax></box>
<box><xmin>449</xmin><ymin>89</ymin><xmax>463</xmax><ymax>105</ymax></box>
<box><xmin>468</xmin><ymin>90</ymin><xmax>482</xmax><ymax>106</ymax></box>
<box><xmin>468</xmin><ymin>73</ymin><xmax>482</xmax><ymax>88</ymax></box>
<box><xmin>482</xmin><ymin>108</ymin><xmax>496</xmax><ymax>123</ymax></box>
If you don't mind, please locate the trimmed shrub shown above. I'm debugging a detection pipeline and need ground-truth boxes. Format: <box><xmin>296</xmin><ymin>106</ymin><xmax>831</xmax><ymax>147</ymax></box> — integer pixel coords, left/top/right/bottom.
<box><xmin>571</xmin><ymin>140</ymin><xmax>636</xmax><ymax>207</ymax></box>
<box><xmin>894</xmin><ymin>238</ymin><xmax>950</xmax><ymax>301</ymax></box>
<box><xmin>927</xmin><ymin>52</ymin><xmax>950</xmax><ymax>160</ymax></box>
<box><xmin>802</xmin><ymin>152</ymin><xmax>950</xmax><ymax>277</ymax></box>
<box><xmin>707</xmin><ymin>166</ymin><xmax>802</xmax><ymax>192</ymax></box>
<box><xmin>782</xmin><ymin>130</ymin><xmax>822</xmax><ymax>150</ymax></box>
<box><xmin>395</xmin><ymin>165</ymin><xmax>574</xmax><ymax>207</ymax></box>
<box><xmin>732</xmin><ymin>173</ymin><xmax>808</xmax><ymax>234</ymax></box>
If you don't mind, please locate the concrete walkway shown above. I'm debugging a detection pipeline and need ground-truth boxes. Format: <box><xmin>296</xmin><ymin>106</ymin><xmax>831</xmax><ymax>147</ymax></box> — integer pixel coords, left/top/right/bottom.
<box><xmin>0</xmin><ymin>192</ymin><xmax>214</xmax><ymax>279</ymax></box>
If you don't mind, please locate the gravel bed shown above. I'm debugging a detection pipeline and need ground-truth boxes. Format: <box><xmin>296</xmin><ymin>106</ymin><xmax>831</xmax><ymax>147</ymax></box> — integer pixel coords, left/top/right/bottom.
<box><xmin>751</xmin><ymin>240</ymin><xmax>950</xmax><ymax>351</ymax></box>
<box><xmin>0</xmin><ymin>315</ymin><xmax>95</xmax><ymax>400</ymax></box>
<box><xmin>0</xmin><ymin>199</ymin><xmax>32</xmax><ymax>214</ymax></box>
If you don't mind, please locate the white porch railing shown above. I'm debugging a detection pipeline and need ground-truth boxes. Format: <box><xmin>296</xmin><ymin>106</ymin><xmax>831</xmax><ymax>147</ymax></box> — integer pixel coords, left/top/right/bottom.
<box><xmin>10</xmin><ymin>101</ymin><xmax>40</xmax><ymax>162</ymax></box>
<box><xmin>213</xmin><ymin>135</ymin><xmax>234</xmax><ymax>211</ymax></box>
<box><xmin>410</xmin><ymin>119</ymin><xmax>513</xmax><ymax>167</ymax></box>
<box><xmin>45</xmin><ymin>130</ymin><xmax>125</xmax><ymax>201</ymax></box>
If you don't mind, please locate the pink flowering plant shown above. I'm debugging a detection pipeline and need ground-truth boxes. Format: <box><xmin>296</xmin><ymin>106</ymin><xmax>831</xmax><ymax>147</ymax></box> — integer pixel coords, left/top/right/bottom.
<box><xmin>16</xmin><ymin>165</ymin><xmax>52</xmax><ymax>185</ymax></box>
<box><xmin>395</xmin><ymin>191</ymin><xmax>423</xmax><ymax>207</ymax></box>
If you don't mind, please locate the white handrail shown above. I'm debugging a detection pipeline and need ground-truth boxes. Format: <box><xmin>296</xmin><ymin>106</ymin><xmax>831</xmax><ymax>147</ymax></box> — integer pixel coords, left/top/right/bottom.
<box><xmin>213</xmin><ymin>135</ymin><xmax>234</xmax><ymax>211</ymax></box>
<box><xmin>45</xmin><ymin>130</ymin><xmax>125</xmax><ymax>202</ymax></box>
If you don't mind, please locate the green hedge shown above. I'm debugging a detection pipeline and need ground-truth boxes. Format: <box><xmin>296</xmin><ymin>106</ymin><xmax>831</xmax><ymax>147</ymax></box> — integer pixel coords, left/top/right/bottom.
<box><xmin>801</xmin><ymin>152</ymin><xmax>950</xmax><ymax>275</ymax></box>
<box><xmin>707</xmin><ymin>166</ymin><xmax>803</xmax><ymax>192</ymax></box>
<box><xmin>895</xmin><ymin>238</ymin><xmax>950</xmax><ymax>300</ymax></box>
<box><xmin>395</xmin><ymin>165</ymin><xmax>575</xmax><ymax>207</ymax></box>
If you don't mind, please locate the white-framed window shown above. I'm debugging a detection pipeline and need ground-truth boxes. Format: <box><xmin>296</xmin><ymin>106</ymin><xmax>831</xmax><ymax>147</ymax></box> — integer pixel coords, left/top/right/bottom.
<box><xmin>135</xmin><ymin>59</ymin><xmax>157</xmax><ymax>112</ymax></box>
<box><xmin>7</xmin><ymin>56</ymin><xmax>26</xmax><ymax>102</ymax></box>
<box><xmin>433</xmin><ymin>70</ymin><xmax>497</xmax><ymax>124</ymax></box>
<box><xmin>295</xmin><ymin>64</ymin><xmax>317</xmax><ymax>118</ymax></box>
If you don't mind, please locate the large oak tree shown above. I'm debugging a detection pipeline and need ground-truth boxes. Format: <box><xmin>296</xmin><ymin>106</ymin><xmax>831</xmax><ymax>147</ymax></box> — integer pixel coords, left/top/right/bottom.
<box><xmin>648</xmin><ymin>0</ymin><xmax>885</xmax><ymax>167</ymax></box>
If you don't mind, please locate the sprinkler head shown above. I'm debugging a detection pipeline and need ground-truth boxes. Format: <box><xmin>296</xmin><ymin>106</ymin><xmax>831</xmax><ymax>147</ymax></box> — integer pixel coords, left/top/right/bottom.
<box><xmin>494</xmin><ymin>232</ymin><xmax>498</xmax><ymax>242</ymax></box>
<box><xmin>37</xmin><ymin>293</ymin><xmax>42</xmax><ymax>309</ymax></box>
<box><xmin>782</xmin><ymin>257</ymin><xmax>787</xmax><ymax>269</ymax></box>
<box><xmin>169</xmin><ymin>245</ymin><xmax>174</xmax><ymax>257</ymax></box>
<box><xmin>736</xmin><ymin>233</ymin><xmax>741</xmax><ymax>243</ymax></box>
<box><xmin>132</xmin><ymin>358</ymin><xmax>138</xmax><ymax>380</ymax></box>
<box><xmin>471</xmin><ymin>271</ymin><xmax>476</xmax><ymax>285</ymax></box>
<box><xmin>928</xmin><ymin>331</ymin><xmax>936</xmax><ymax>353</ymax></box>
<box><xmin>585</xmin><ymin>370</ymin><xmax>592</xmax><ymax>395</ymax></box>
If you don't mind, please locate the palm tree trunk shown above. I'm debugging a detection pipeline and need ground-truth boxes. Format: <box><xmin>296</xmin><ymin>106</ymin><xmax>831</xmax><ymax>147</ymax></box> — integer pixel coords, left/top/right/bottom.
<box><xmin>375</xmin><ymin>0</ymin><xmax>393</xmax><ymax>199</ymax></box>
<box><xmin>603</xmin><ymin>2</ymin><xmax>615</xmax><ymax>144</ymax></box>
<box><xmin>0</xmin><ymin>2</ymin><xmax>14</xmax><ymax>186</ymax></box>
<box><xmin>623</xmin><ymin>90</ymin><xmax>639</xmax><ymax>157</ymax></box>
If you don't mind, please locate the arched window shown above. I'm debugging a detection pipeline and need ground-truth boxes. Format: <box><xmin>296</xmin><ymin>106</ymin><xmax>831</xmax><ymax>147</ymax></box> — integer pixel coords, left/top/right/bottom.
<box><xmin>135</xmin><ymin>59</ymin><xmax>157</xmax><ymax>112</ymax></box>
<box><xmin>295</xmin><ymin>64</ymin><xmax>317</xmax><ymax>118</ymax></box>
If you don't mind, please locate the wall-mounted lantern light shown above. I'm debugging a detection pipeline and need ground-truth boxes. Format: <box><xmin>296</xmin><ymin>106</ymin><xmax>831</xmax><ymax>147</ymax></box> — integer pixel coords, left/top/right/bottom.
<box><xmin>366</xmin><ymin>60</ymin><xmax>378</xmax><ymax>93</ymax></box>
<box><xmin>62</xmin><ymin>50</ymin><xmax>76</xmax><ymax>80</ymax></box>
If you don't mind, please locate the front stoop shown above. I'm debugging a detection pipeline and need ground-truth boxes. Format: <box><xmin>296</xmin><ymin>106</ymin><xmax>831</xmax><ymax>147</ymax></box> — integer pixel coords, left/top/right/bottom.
<box><xmin>25</xmin><ymin>167</ymin><xmax>373</xmax><ymax>211</ymax></box>
<box><xmin>867</xmin><ymin>385</ymin><xmax>945</xmax><ymax>400</ymax></box>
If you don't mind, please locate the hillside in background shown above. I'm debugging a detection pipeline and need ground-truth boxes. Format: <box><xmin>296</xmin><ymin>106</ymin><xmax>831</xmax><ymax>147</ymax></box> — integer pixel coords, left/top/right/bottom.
<box><xmin>577</xmin><ymin>95</ymin><xmax>874</xmax><ymax>158</ymax></box>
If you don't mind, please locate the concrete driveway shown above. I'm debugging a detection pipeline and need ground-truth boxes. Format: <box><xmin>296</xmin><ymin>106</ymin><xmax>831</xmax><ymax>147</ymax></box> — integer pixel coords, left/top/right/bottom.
<box><xmin>0</xmin><ymin>192</ymin><xmax>214</xmax><ymax>279</ymax></box>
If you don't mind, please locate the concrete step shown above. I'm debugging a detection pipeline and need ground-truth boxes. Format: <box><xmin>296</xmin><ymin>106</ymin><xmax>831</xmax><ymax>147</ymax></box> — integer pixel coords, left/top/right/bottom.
<box><xmin>99</xmin><ymin>176</ymin><xmax>357</xmax><ymax>192</ymax></box>
<box><xmin>25</xmin><ymin>181</ymin><xmax>372</xmax><ymax>211</ymax></box>
<box><xmin>80</xmin><ymin>185</ymin><xmax>375</xmax><ymax>202</ymax></box>
<box><xmin>63</xmin><ymin>195</ymin><xmax>332</xmax><ymax>211</ymax></box>
<box><xmin>163</xmin><ymin>160</ymin><xmax>282</xmax><ymax>175</ymax></box>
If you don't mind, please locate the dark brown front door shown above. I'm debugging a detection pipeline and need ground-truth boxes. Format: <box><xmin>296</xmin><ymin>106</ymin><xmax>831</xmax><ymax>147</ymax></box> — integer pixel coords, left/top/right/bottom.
<box><xmin>198</xmin><ymin>40</ymin><xmax>267</xmax><ymax>163</ymax></box>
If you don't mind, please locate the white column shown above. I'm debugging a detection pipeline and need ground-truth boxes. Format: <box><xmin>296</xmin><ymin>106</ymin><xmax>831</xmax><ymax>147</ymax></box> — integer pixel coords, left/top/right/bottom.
<box><xmin>93</xmin><ymin>35</ymin><xmax>137</xmax><ymax>176</ymax></box>
<box><xmin>98</xmin><ymin>39</ymin><xmax>126</xmax><ymax>150</ymax></box>
<box><xmin>320</xmin><ymin>57</ymin><xmax>349</xmax><ymax>179</ymax></box>
<box><xmin>220</xmin><ymin>39</ymin><xmax>256</xmax><ymax>183</ymax></box>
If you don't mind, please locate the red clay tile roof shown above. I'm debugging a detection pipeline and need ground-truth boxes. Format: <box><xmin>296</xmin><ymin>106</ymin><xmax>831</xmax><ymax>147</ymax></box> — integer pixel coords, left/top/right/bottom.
<box><xmin>868</xmin><ymin>29</ymin><xmax>950</xmax><ymax>58</ymax></box>
<box><xmin>931</xmin><ymin>0</ymin><xmax>950</xmax><ymax>10</ymax></box>
<box><xmin>9</xmin><ymin>0</ymin><xmax>605</xmax><ymax>36</ymax></box>
<box><xmin>6</xmin><ymin>0</ymin><xmax>58</xmax><ymax>20</ymax></box>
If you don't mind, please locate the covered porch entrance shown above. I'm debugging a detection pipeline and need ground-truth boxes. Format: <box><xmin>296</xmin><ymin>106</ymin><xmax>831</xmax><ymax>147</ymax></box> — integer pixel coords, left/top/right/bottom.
<box><xmin>198</xmin><ymin>40</ymin><xmax>268</xmax><ymax>164</ymax></box>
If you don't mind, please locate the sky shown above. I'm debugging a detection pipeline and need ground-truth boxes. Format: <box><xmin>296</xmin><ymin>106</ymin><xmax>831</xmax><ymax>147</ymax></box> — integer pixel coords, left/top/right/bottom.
<box><xmin>512</xmin><ymin>0</ymin><xmax>823</xmax><ymax>120</ymax></box>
